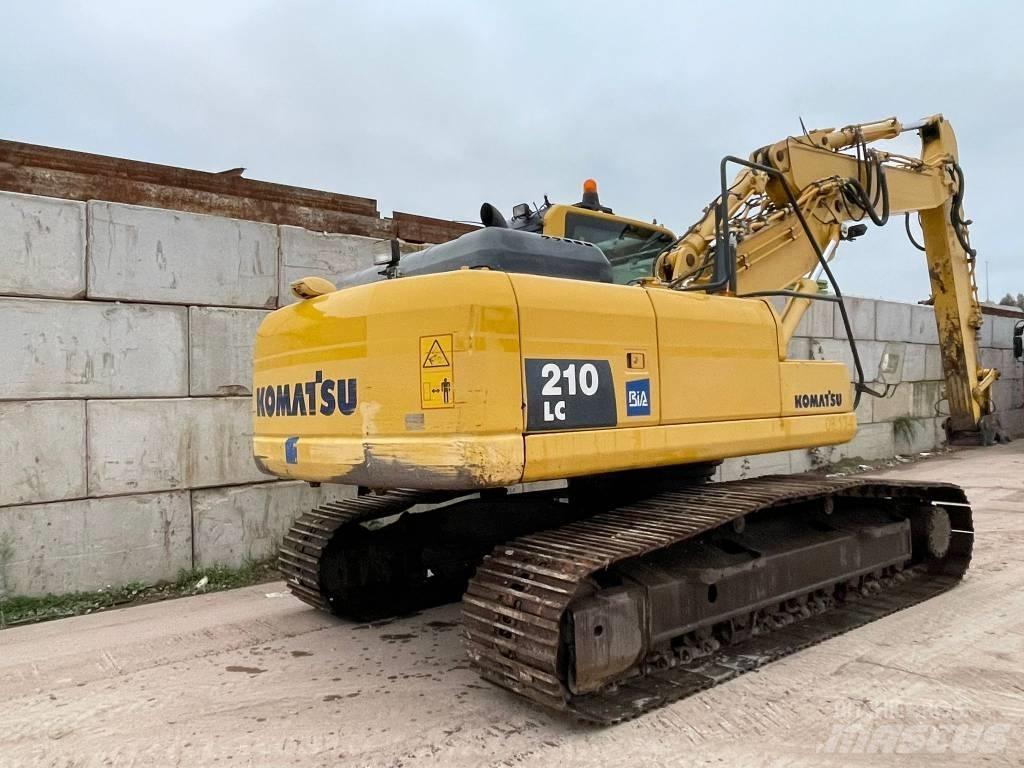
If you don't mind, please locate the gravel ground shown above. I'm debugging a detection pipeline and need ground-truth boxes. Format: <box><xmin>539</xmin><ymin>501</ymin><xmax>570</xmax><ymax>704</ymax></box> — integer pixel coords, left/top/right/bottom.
<box><xmin>2</xmin><ymin>443</ymin><xmax>1023</xmax><ymax>767</ymax></box>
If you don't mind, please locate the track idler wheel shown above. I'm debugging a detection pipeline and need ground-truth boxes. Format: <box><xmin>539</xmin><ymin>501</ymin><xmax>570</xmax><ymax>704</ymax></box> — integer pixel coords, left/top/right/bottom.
<box><xmin>909</xmin><ymin>505</ymin><xmax>952</xmax><ymax>560</ymax></box>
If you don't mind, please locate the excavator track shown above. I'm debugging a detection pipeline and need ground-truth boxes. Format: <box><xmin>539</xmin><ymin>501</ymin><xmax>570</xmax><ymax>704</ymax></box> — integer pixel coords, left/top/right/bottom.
<box><xmin>462</xmin><ymin>475</ymin><xmax>973</xmax><ymax>724</ymax></box>
<box><xmin>278</xmin><ymin>486</ymin><xmax>583</xmax><ymax>618</ymax></box>
<box><xmin>278</xmin><ymin>489</ymin><xmax>443</xmax><ymax>614</ymax></box>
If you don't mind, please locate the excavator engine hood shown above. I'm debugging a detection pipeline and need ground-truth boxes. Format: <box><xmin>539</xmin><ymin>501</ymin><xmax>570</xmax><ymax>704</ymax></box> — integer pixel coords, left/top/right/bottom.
<box><xmin>336</xmin><ymin>227</ymin><xmax>613</xmax><ymax>289</ymax></box>
<box><xmin>253</xmin><ymin>268</ymin><xmax>856</xmax><ymax>491</ymax></box>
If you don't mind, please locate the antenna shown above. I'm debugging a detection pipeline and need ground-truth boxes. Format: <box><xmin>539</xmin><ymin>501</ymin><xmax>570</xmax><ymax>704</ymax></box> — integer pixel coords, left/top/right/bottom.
<box><xmin>799</xmin><ymin>116</ymin><xmax>811</xmax><ymax>141</ymax></box>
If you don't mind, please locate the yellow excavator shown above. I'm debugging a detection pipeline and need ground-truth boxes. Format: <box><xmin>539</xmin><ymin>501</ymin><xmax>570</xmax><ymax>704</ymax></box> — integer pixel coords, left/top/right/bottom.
<box><xmin>253</xmin><ymin>114</ymin><xmax>991</xmax><ymax>722</ymax></box>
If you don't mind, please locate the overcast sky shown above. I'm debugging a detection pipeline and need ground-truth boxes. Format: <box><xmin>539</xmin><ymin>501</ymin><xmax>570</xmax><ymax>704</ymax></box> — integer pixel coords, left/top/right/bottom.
<box><xmin>2</xmin><ymin>1</ymin><xmax>1018</xmax><ymax>302</ymax></box>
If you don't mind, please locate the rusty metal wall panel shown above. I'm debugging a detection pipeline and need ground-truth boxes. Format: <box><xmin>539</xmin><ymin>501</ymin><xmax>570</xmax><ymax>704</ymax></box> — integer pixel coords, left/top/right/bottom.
<box><xmin>393</xmin><ymin>210</ymin><xmax>478</xmax><ymax>244</ymax></box>
<box><xmin>0</xmin><ymin>140</ymin><xmax>475</xmax><ymax>243</ymax></box>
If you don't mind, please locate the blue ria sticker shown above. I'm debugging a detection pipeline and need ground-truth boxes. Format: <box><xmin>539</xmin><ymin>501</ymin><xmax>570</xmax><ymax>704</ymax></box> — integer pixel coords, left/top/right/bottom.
<box><xmin>284</xmin><ymin>436</ymin><xmax>300</xmax><ymax>465</ymax></box>
<box><xmin>626</xmin><ymin>379</ymin><xmax>651</xmax><ymax>416</ymax></box>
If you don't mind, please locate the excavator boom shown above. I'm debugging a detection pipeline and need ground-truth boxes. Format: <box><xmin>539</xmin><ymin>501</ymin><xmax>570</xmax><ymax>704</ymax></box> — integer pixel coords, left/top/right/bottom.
<box><xmin>656</xmin><ymin>115</ymin><xmax>993</xmax><ymax>438</ymax></box>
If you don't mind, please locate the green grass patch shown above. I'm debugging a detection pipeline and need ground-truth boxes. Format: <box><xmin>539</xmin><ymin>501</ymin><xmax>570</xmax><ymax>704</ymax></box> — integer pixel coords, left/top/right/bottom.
<box><xmin>892</xmin><ymin>415</ymin><xmax>920</xmax><ymax>446</ymax></box>
<box><xmin>0</xmin><ymin>560</ymin><xmax>279</xmax><ymax>629</ymax></box>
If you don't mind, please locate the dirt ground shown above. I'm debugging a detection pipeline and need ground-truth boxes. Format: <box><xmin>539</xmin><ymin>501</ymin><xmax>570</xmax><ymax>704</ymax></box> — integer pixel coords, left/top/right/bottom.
<box><xmin>2</xmin><ymin>444</ymin><xmax>1023</xmax><ymax>767</ymax></box>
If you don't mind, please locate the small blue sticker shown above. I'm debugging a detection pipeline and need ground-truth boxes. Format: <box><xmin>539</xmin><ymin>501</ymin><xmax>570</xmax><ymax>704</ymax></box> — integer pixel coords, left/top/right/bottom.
<box><xmin>285</xmin><ymin>436</ymin><xmax>300</xmax><ymax>464</ymax></box>
<box><xmin>626</xmin><ymin>379</ymin><xmax>651</xmax><ymax>416</ymax></box>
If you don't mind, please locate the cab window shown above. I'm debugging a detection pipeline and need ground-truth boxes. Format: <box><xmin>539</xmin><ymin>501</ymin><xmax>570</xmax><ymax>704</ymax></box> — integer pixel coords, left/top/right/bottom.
<box><xmin>564</xmin><ymin>212</ymin><xmax>673</xmax><ymax>285</ymax></box>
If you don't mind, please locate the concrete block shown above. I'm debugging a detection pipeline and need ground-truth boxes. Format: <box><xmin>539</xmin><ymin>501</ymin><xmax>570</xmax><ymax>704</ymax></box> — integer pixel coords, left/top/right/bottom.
<box><xmin>795</xmin><ymin>299</ymin><xmax>834</xmax><ymax>338</ymax></box>
<box><xmin>991</xmin><ymin>378</ymin><xmax>1020</xmax><ymax>414</ymax></box>
<box><xmin>998</xmin><ymin>377</ymin><xmax>1024</xmax><ymax>414</ymax></box>
<box><xmin>989</xmin><ymin>314</ymin><xmax>1020</xmax><ymax>350</ymax></box>
<box><xmin>87</xmin><ymin>201</ymin><xmax>278</xmax><ymax>307</ymax></box>
<box><xmin>809</xmin><ymin>423</ymin><xmax>895</xmax><ymax>465</ymax></box>
<box><xmin>909</xmin><ymin>305</ymin><xmax>939</xmax><ymax>344</ymax></box>
<box><xmin>995</xmin><ymin>350</ymin><xmax>1014</xmax><ymax>377</ymax></box>
<box><xmin>872</xmin><ymin>383</ymin><xmax>913</xmax><ymax>422</ymax></box>
<box><xmin>0</xmin><ymin>298</ymin><xmax>188</xmax><ymax>399</ymax></box>
<box><xmin>911</xmin><ymin>381</ymin><xmax>944</xmax><ymax>418</ymax></box>
<box><xmin>924</xmin><ymin>344</ymin><xmax>943</xmax><ymax>381</ymax></box>
<box><xmin>0</xmin><ymin>191</ymin><xmax>86</xmax><ymax>298</ymax></box>
<box><xmin>833</xmin><ymin>296</ymin><xmax>875</xmax><ymax>340</ymax></box>
<box><xmin>875</xmin><ymin>301</ymin><xmax>912</xmax><ymax>342</ymax></box>
<box><xmin>894</xmin><ymin>417</ymin><xmax>942</xmax><ymax>455</ymax></box>
<box><xmin>902</xmin><ymin>344</ymin><xmax>927</xmax><ymax>382</ymax></box>
<box><xmin>192</xmin><ymin>481</ymin><xmax>356</xmax><ymax>568</ymax></box>
<box><xmin>809</xmin><ymin>338</ymin><xmax>854</xmax><ymax>373</ymax></box>
<box><xmin>721</xmin><ymin>451</ymin><xmax>791</xmax><ymax>481</ymax></box>
<box><xmin>809</xmin><ymin>338</ymin><xmax>887</xmax><ymax>382</ymax></box>
<box><xmin>976</xmin><ymin>315</ymin><xmax>994</xmax><ymax>348</ymax></box>
<box><xmin>1013</xmin><ymin>376</ymin><xmax>1024</xmax><ymax>406</ymax></box>
<box><xmin>806</xmin><ymin>446</ymin><xmax>835</xmax><ymax>469</ymax></box>
<box><xmin>87</xmin><ymin>398</ymin><xmax>269</xmax><ymax>496</ymax></box>
<box><xmin>189</xmin><ymin>306</ymin><xmax>270</xmax><ymax>396</ymax></box>
<box><xmin>854</xmin><ymin>392</ymin><xmax>873</xmax><ymax>424</ymax></box>
<box><xmin>0</xmin><ymin>491</ymin><xmax>191</xmax><ymax>596</ymax></box>
<box><xmin>833</xmin><ymin>422</ymin><xmax>895</xmax><ymax>462</ymax></box>
<box><xmin>787</xmin><ymin>336</ymin><xmax>811</xmax><ymax>360</ymax></box>
<box><xmin>278</xmin><ymin>226</ymin><xmax>383</xmax><ymax>305</ymax></box>
<box><xmin>0</xmin><ymin>400</ymin><xmax>86</xmax><ymax>507</ymax></box>
<box><xmin>1002</xmin><ymin>408</ymin><xmax>1024</xmax><ymax>437</ymax></box>
<box><xmin>980</xmin><ymin>346</ymin><xmax>1002</xmax><ymax>371</ymax></box>
<box><xmin>787</xmin><ymin>449</ymin><xmax>814</xmax><ymax>474</ymax></box>
<box><xmin>1000</xmin><ymin>349</ymin><xmax>1022</xmax><ymax>379</ymax></box>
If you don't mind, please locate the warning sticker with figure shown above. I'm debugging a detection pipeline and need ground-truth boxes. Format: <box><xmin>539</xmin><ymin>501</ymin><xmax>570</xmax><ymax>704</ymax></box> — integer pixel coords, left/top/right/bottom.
<box><xmin>420</xmin><ymin>334</ymin><xmax>454</xmax><ymax>409</ymax></box>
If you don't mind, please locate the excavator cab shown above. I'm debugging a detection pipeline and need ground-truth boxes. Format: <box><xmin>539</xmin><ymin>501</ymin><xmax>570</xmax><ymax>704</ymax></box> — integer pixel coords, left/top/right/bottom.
<box><xmin>333</xmin><ymin>181</ymin><xmax>677</xmax><ymax>291</ymax></box>
<box><xmin>498</xmin><ymin>179</ymin><xmax>676</xmax><ymax>285</ymax></box>
<box><xmin>545</xmin><ymin>204</ymin><xmax>675</xmax><ymax>284</ymax></box>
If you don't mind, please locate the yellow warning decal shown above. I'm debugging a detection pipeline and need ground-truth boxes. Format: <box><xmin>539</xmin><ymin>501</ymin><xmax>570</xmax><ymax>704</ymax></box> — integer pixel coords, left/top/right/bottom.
<box><xmin>422</xmin><ymin>338</ymin><xmax>451</xmax><ymax>368</ymax></box>
<box><xmin>420</xmin><ymin>334</ymin><xmax>454</xmax><ymax>409</ymax></box>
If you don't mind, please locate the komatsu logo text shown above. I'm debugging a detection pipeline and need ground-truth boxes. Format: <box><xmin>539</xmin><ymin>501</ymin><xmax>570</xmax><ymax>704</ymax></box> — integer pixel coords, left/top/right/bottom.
<box><xmin>794</xmin><ymin>390</ymin><xmax>843</xmax><ymax>409</ymax></box>
<box><xmin>255</xmin><ymin>371</ymin><xmax>357</xmax><ymax>417</ymax></box>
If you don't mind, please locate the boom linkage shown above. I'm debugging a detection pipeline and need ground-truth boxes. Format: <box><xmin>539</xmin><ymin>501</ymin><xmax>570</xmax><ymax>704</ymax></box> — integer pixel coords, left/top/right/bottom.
<box><xmin>654</xmin><ymin>114</ymin><xmax>995</xmax><ymax>438</ymax></box>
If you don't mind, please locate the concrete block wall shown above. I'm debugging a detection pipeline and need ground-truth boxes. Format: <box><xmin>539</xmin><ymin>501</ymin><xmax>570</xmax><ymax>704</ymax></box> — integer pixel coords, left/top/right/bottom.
<box><xmin>719</xmin><ymin>298</ymin><xmax>1024</xmax><ymax>481</ymax></box>
<box><xmin>278</xmin><ymin>225</ymin><xmax>379</xmax><ymax>304</ymax></box>
<box><xmin>0</xmin><ymin>192</ymin><xmax>399</xmax><ymax>596</ymax></box>
<box><xmin>87</xmin><ymin>202</ymin><xmax>280</xmax><ymax>307</ymax></box>
<box><xmin>1</xmin><ymin>188</ymin><xmax>1021</xmax><ymax>595</ymax></box>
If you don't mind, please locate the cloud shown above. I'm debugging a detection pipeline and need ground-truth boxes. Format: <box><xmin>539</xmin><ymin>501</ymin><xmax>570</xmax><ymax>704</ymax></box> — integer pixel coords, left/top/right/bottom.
<box><xmin>0</xmin><ymin>0</ymin><xmax>1018</xmax><ymax>301</ymax></box>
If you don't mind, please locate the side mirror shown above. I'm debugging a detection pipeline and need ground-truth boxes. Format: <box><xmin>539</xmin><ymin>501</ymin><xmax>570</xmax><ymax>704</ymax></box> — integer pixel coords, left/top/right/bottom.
<box><xmin>1014</xmin><ymin>321</ymin><xmax>1024</xmax><ymax>361</ymax></box>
